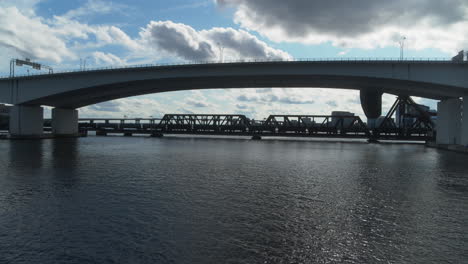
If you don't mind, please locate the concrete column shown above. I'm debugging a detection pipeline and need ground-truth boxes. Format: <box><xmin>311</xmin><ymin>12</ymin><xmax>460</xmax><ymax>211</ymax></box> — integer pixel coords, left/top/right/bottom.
<box><xmin>360</xmin><ymin>89</ymin><xmax>382</xmax><ymax>119</ymax></box>
<box><xmin>436</xmin><ymin>98</ymin><xmax>462</xmax><ymax>145</ymax></box>
<box><xmin>462</xmin><ymin>97</ymin><xmax>468</xmax><ymax>146</ymax></box>
<box><xmin>9</xmin><ymin>105</ymin><xmax>44</xmax><ymax>138</ymax></box>
<box><xmin>52</xmin><ymin>108</ymin><xmax>79</xmax><ymax>136</ymax></box>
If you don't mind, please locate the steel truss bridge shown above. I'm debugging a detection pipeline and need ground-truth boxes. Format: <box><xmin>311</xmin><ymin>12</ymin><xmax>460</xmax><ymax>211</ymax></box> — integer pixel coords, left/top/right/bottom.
<box><xmin>41</xmin><ymin>96</ymin><xmax>435</xmax><ymax>141</ymax></box>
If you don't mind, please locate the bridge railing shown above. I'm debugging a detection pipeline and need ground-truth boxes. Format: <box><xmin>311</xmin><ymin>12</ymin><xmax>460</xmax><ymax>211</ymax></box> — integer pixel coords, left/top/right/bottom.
<box><xmin>0</xmin><ymin>57</ymin><xmax>455</xmax><ymax>79</ymax></box>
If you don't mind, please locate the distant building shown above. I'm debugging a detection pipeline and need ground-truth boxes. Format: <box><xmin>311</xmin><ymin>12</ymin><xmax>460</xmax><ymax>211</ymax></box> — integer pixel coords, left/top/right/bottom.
<box><xmin>331</xmin><ymin>111</ymin><xmax>355</xmax><ymax>127</ymax></box>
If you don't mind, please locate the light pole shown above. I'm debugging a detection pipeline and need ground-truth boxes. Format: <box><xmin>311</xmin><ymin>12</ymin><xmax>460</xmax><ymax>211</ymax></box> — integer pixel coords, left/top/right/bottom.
<box><xmin>217</xmin><ymin>42</ymin><xmax>225</xmax><ymax>63</ymax></box>
<box><xmin>80</xmin><ymin>56</ymin><xmax>92</xmax><ymax>70</ymax></box>
<box><xmin>399</xmin><ymin>36</ymin><xmax>406</xmax><ymax>60</ymax></box>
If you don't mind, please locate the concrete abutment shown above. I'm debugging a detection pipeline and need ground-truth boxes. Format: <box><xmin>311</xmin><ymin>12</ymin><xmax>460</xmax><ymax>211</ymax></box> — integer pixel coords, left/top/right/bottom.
<box><xmin>8</xmin><ymin>106</ymin><xmax>80</xmax><ymax>138</ymax></box>
<box><xmin>436</xmin><ymin>98</ymin><xmax>462</xmax><ymax>145</ymax></box>
<box><xmin>9</xmin><ymin>105</ymin><xmax>44</xmax><ymax>138</ymax></box>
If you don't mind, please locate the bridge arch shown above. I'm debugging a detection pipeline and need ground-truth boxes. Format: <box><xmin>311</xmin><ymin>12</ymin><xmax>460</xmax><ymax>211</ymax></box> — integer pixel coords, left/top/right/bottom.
<box><xmin>20</xmin><ymin>74</ymin><xmax>458</xmax><ymax>109</ymax></box>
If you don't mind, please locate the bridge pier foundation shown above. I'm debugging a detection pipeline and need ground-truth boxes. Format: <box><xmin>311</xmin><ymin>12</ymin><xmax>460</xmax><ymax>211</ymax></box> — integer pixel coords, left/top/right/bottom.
<box><xmin>52</xmin><ymin>108</ymin><xmax>79</xmax><ymax>137</ymax></box>
<box><xmin>150</xmin><ymin>132</ymin><xmax>164</xmax><ymax>137</ymax></box>
<box><xmin>436</xmin><ymin>98</ymin><xmax>462</xmax><ymax>145</ymax></box>
<box><xmin>96</xmin><ymin>131</ymin><xmax>107</xmax><ymax>136</ymax></box>
<box><xmin>9</xmin><ymin>105</ymin><xmax>44</xmax><ymax>138</ymax></box>
<box><xmin>251</xmin><ymin>135</ymin><xmax>262</xmax><ymax>140</ymax></box>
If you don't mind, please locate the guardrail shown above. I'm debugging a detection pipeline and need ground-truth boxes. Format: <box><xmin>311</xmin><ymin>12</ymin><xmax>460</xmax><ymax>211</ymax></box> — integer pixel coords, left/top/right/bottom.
<box><xmin>0</xmin><ymin>57</ymin><xmax>455</xmax><ymax>79</ymax></box>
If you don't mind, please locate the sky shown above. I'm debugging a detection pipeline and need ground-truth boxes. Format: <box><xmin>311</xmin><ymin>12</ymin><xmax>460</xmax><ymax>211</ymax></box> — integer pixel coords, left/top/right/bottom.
<box><xmin>1</xmin><ymin>0</ymin><xmax>466</xmax><ymax>119</ymax></box>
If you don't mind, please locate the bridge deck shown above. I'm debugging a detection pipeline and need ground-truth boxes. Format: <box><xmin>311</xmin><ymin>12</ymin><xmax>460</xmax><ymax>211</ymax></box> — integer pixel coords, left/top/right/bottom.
<box><xmin>1</xmin><ymin>58</ymin><xmax>457</xmax><ymax>79</ymax></box>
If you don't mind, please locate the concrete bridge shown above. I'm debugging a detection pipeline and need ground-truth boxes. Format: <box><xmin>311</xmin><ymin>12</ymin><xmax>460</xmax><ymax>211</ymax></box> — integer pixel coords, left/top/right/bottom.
<box><xmin>0</xmin><ymin>59</ymin><xmax>467</xmax><ymax>146</ymax></box>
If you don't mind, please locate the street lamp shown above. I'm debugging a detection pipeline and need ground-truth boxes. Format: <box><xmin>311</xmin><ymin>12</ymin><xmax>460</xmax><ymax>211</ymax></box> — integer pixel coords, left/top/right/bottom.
<box><xmin>80</xmin><ymin>56</ymin><xmax>92</xmax><ymax>70</ymax></box>
<box><xmin>217</xmin><ymin>42</ymin><xmax>225</xmax><ymax>63</ymax></box>
<box><xmin>399</xmin><ymin>36</ymin><xmax>406</xmax><ymax>60</ymax></box>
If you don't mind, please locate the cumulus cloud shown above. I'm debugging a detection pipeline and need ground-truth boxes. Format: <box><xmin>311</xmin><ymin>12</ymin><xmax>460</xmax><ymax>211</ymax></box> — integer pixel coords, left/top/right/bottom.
<box><xmin>326</xmin><ymin>100</ymin><xmax>338</xmax><ymax>107</ymax></box>
<box><xmin>62</xmin><ymin>0</ymin><xmax>128</xmax><ymax>20</ymax></box>
<box><xmin>0</xmin><ymin>0</ymin><xmax>290</xmax><ymax>70</ymax></box>
<box><xmin>237</xmin><ymin>89</ymin><xmax>314</xmax><ymax>105</ymax></box>
<box><xmin>0</xmin><ymin>3</ymin><xmax>140</xmax><ymax>65</ymax></box>
<box><xmin>0</xmin><ymin>0</ymin><xmax>40</xmax><ymax>14</ymax></box>
<box><xmin>186</xmin><ymin>98</ymin><xmax>210</xmax><ymax>107</ymax></box>
<box><xmin>216</xmin><ymin>0</ymin><xmax>468</xmax><ymax>53</ymax></box>
<box><xmin>201</xmin><ymin>27</ymin><xmax>291</xmax><ymax>60</ymax></box>
<box><xmin>88</xmin><ymin>101</ymin><xmax>121</xmax><ymax>112</ymax></box>
<box><xmin>92</xmin><ymin>51</ymin><xmax>126</xmax><ymax>66</ymax></box>
<box><xmin>279</xmin><ymin>97</ymin><xmax>314</xmax><ymax>105</ymax></box>
<box><xmin>140</xmin><ymin>21</ymin><xmax>216</xmax><ymax>61</ymax></box>
<box><xmin>80</xmin><ymin>97</ymin><xmax>165</xmax><ymax>118</ymax></box>
<box><xmin>139</xmin><ymin>20</ymin><xmax>292</xmax><ymax>61</ymax></box>
<box><xmin>0</xmin><ymin>7</ymin><xmax>74</xmax><ymax>62</ymax></box>
<box><xmin>236</xmin><ymin>104</ymin><xmax>248</xmax><ymax>109</ymax></box>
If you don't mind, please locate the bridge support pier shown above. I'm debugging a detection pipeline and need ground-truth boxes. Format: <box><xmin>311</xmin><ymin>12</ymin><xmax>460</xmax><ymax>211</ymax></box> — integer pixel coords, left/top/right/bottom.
<box><xmin>360</xmin><ymin>89</ymin><xmax>382</xmax><ymax>119</ymax></box>
<box><xmin>436</xmin><ymin>98</ymin><xmax>462</xmax><ymax>145</ymax></box>
<box><xmin>9</xmin><ymin>105</ymin><xmax>44</xmax><ymax>138</ymax></box>
<box><xmin>462</xmin><ymin>97</ymin><xmax>468</xmax><ymax>146</ymax></box>
<box><xmin>52</xmin><ymin>108</ymin><xmax>79</xmax><ymax>137</ymax></box>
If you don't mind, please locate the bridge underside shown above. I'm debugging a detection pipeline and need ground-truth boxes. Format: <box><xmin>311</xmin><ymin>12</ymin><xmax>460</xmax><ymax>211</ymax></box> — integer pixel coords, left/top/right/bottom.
<box><xmin>21</xmin><ymin>75</ymin><xmax>462</xmax><ymax>108</ymax></box>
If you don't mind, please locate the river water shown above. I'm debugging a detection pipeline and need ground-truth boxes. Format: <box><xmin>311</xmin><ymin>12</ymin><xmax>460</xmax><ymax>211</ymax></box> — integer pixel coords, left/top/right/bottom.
<box><xmin>0</xmin><ymin>136</ymin><xmax>467</xmax><ymax>263</ymax></box>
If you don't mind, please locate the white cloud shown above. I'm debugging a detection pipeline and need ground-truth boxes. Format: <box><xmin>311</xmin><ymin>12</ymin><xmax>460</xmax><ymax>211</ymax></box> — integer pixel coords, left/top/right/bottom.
<box><xmin>80</xmin><ymin>97</ymin><xmax>165</xmax><ymax>118</ymax></box>
<box><xmin>62</xmin><ymin>0</ymin><xmax>128</xmax><ymax>20</ymax></box>
<box><xmin>140</xmin><ymin>21</ymin><xmax>216</xmax><ymax>61</ymax></box>
<box><xmin>216</xmin><ymin>0</ymin><xmax>468</xmax><ymax>54</ymax></box>
<box><xmin>0</xmin><ymin>0</ymin><xmax>41</xmax><ymax>14</ymax></box>
<box><xmin>0</xmin><ymin>7</ymin><xmax>74</xmax><ymax>62</ymax></box>
<box><xmin>186</xmin><ymin>98</ymin><xmax>211</xmax><ymax>108</ymax></box>
<box><xmin>0</xmin><ymin>5</ymin><xmax>140</xmax><ymax>65</ymax></box>
<box><xmin>92</xmin><ymin>51</ymin><xmax>126</xmax><ymax>66</ymax></box>
<box><xmin>201</xmin><ymin>27</ymin><xmax>291</xmax><ymax>60</ymax></box>
<box><xmin>139</xmin><ymin>21</ymin><xmax>292</xmax><ymax>61</ymax></box>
